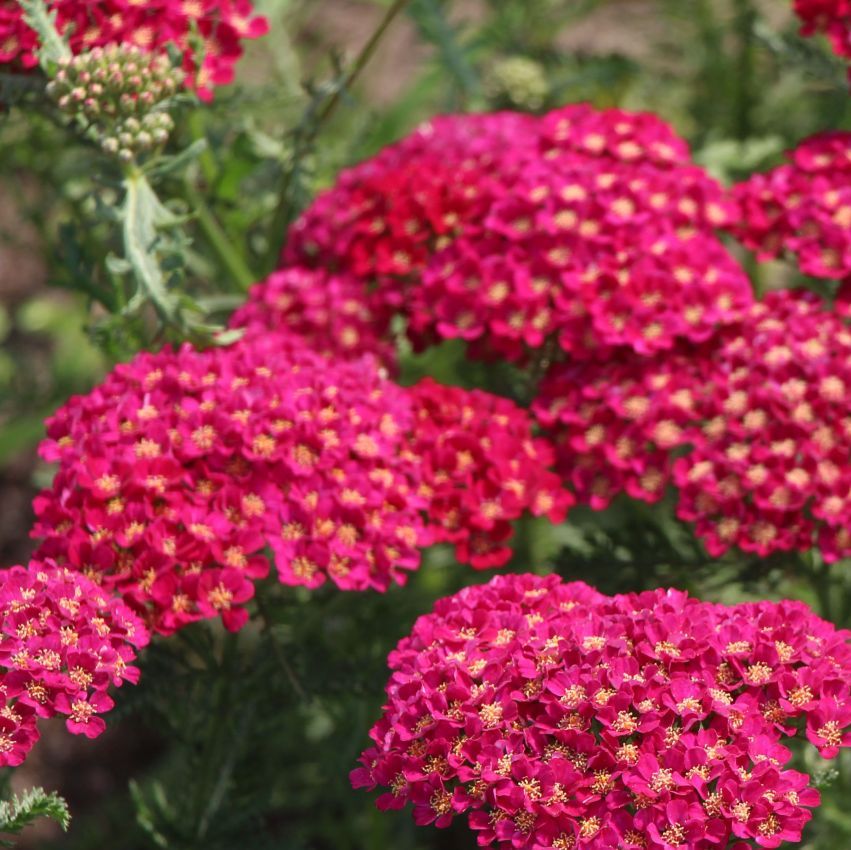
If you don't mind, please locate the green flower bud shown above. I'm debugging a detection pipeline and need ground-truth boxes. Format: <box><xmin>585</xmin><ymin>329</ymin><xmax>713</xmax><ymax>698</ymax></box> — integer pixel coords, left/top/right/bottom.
<box><xmin>485</xmin><ymin>56</ymin><xmax>549</xmax><ymax>111</ymax></box>
<box><xmin>49</xmin><ymin>42</ymin><xmax>184</xmax><ymax>163</ymax></box>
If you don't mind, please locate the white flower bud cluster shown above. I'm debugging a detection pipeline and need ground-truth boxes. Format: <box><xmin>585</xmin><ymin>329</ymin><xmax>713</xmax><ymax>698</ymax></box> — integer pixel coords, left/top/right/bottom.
<box><xmin>46</xmin><ymin>44</ymin><xmax>183</xmax><ymax>163</ymax></box>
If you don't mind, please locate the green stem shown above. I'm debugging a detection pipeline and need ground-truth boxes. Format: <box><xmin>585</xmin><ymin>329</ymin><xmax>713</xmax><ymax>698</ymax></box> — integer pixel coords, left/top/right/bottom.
<box><xmin>184</xmin><ymin>179</ymin><xmax>256</xmax><ymax>292</ymax></box>
<box><xmin>192</xmin><ymin>630</ymin><xmax>239</xmax><ymax>840</ymax></box>
<box><xmin>690</xmin><ymin>0</ymin><xmax>725</xmax><ymax>146</ymax></box>
<box><xmin>254</xmin><ymin>584</ymin><xmax>309</xmax><ymax>702</ymax></box>
<box><xmin>732</xmin><ymin>0</ymin><xmax>757</xmax><ymax>140</ymax></box>
<box><xmin>187</xmin><ymin>111</ymin><xmax>219</xmax><ymax>187</ymax></box>
<box><xmin>263</xmin><ymin>0</ymin><xmax>411</xmax><ymax>271</ymax></box>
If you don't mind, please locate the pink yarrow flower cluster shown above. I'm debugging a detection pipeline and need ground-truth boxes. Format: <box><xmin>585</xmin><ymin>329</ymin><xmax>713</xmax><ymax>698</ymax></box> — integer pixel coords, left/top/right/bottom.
<box><xmin>408</xmin><ymin>379</ymin><xmax>573</xmax><ymax>569</ymax></box>
<box><xmin>33</xmin><ymin>333</ymin><xmax>424</xmax><ymax>634</ymax></box>
<box><xmin>32</xmin><ymin>332</ymin><xmax>574</xmax><ymax>635</ymax></box>
<box><xmin>285</xmin><ymin>112</ymin><xmax>538</xmax><ymax>281</ymax></box>
<box><xmin>0</xmin><ymin>560</ymin><xmax>147</xmax><ymax>766</ymax></box>
<box><xmin>0</xmin><ymin>0</ymin><xmax>268</xmax><ymax>98</ymax></box>
<box><xmin>534</xmin><ymin>289</ymin><xmax>851</xmax><ymax>561</ymax></box>
<box><xmin>284</xmin><ymin>105</ymin><xmax>749</xmax><ymax>365</ymax></box>
<box><xmin>229</xmin><ymin>266</ymin><xmax>397</xmax><ymax>369</ymax></box>
<box><xmin>674</xmin><ymin>289</ymin><xmax>851</xmax><ymax>560</ymax></box>
<box><xmin>354</xmin><ymin>572</ymin><xmax>851</xmax><ymax>850</ymax></box>
<box><xmin>732</xmin><ymin>132</ymin><xmax>851</xmax><ymax>284</ymax></box>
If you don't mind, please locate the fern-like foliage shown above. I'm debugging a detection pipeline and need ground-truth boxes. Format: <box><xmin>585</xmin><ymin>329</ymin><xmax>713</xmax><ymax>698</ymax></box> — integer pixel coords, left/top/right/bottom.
<box><xmin>0</xmin><ymin>787</ymin><xmax>70</xmax><ymax>847</ymax></box>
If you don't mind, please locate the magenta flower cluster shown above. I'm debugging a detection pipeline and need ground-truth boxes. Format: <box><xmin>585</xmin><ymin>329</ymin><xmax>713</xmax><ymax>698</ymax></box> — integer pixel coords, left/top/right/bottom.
<box><xmin>407</xmin><ymin>379</ymin><xmax>573</xmax><ymax>569</ymax></box>
<box><xmin>354</xmin><ymin>573</ymin><xmax>851</xmax><ymax>850</ymax></box>
<box><xmin>535</xmin><ymin>287</ymin><xmax>851</xmax><ymax>561</ymax></box>
<box><xmin>794</xmin><ymin>0</ymin><xmax>851</xmax><ymax>81</ymax></box>
<box><xmin>31</xmin><ymin>330</ymin><xmax>573</xmax><ymax>634</ymax></box>
<box><xmin>732</xmin><ymin>132</ymin><xmax>851</xmax><ymax>284</ymax></box>
<box><xmin>284</xmin><ymin>106</ymin><xmax>750</xmax><ymax>365</ymax></box>
<box><xmin>268</xmin><ymin>107</ymin><xmax>851</xmax><ymax>564</ymax></box>
<box><xmin>230</xmin><ymin>266</ymin><xmax>397</xmax><ymax>368</ymax></box>
<box><xmin>0</xmin><ymin>0</ymin><xmax>268</xmax><ymax>98</ymax></box>
<box><xmin>0</xmin><ymin>560</ymin><xmax>147</xmax><ymax>766</ymax></box>
<box><xmin>33</xmin><ymin>334</ymin><xmax>425</xmax><ymax>632</ymax></box>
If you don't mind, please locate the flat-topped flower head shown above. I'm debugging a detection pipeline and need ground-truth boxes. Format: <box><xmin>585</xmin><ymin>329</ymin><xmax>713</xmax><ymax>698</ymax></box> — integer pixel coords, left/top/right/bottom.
<box><xmin>0</xmin><ymin>560</ymin><xmax>147</xmax><ymax>766</ymax></box>
<box><xmin>283</xmin><ymin>104</ymin><xmax>748</xmax><ymax>366</ymax></box>
<box><xmin>732</xmin><ymin>132</ymin><xmax>851</xmax><ymax>283</ymax></box>
<box><xmin>535</xmin><ymin>288</ymin><xmax>851</xmax><ymax>561</ymax></box>
<box><xmin>229</xmin><ymin>266</ymin><xmax>397</xmax><ymax>368</ymax></box>
<box><xmin>354</xmin><ymin>572</ymin><xmax>851</xmax><ymax>850</ymax></box>
<box><xmin>34</xmin><ymin>333</ymin><xmax>424</xmax><ymax>634</ymax></box>
<box><xmin>674</xmin><ymin>289</ymin><xmax>851</xmax><ymax>560</ymax></box>
<box><xmin>0</xmin><ymin>0</ymin><xmax>268</xmax><ymax>99</ymax></box>
<box><xmin>411</xmin><ymin>156</ymin><xmax>747</xmax><ymax>363</ymax></box>
<box><xmin>408</xmin><ymin>379</ymin><xmax>572</xmax><ymax>568</ymax></box>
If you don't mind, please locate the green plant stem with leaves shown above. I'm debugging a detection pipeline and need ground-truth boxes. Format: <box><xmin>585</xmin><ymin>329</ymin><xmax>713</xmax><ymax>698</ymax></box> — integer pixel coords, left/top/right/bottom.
<box><xmin>263</xmin><ymin>0</ymin><xmax>412</xmax><ymax>272</ymax></box>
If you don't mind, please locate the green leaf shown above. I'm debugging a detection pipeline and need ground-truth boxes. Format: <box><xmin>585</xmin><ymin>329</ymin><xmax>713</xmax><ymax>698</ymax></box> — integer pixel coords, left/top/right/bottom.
<box><xmin>122</xmin><ymin>170</ymin><xmax>182</xmax><ymax>320</ymax></box>
<box><xmin>0</xmin><ymin>787</ymin><xmax>70</xmax><ymax>846</ymax></box>
<box><xmin>144</xmin><ymin>139</ymin><xmax>210</xmax><ymax>181</ymax></box>
<box><xmin>16</xmin><ymin>0</ymin><xmax>71</xmax><ymax>69</ymax></box>
<box><xmin>408</xmin><ymin>0</ymin><xmax>481</xmax><ymax>103</ymax></box>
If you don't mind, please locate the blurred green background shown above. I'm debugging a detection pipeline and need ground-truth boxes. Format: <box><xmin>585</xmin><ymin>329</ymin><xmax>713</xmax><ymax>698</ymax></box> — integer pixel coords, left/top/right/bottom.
<box><xmin>2</xmin><ymin>0</ymin><xmax>851</xmax><ymax>847</ymax></box>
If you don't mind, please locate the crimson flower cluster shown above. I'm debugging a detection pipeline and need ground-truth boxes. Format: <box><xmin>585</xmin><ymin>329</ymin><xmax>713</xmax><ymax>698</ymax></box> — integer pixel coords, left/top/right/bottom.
<box><xmin>230</xmin><ymin>266</ymin><xmax>397</xmax><ymax>368</ymax></box>
<box><xmin>284</xmin><ymin>104</ymin><xmax>750</xmax><ymax>364</ymax></box>
<box><xmin>407</xmin><ymin>379</ymin><xmax>573</xmax><ymax>569</ymax></box>
<box><xmin>534</xmin><ymin>288</ymin><xmax>851</xmax><ymax>561</ymax></box>
<box><xmin>0</xmin><ymin>0</ymin><xmax>268</xmax><ymax>98</ymax></box>
<box><xmin>0</xmin><ymin>560</ymin><xmax>147</xmax><ymax>766</ymax></box>
<box><xmin>793</xmin><ymin>0</ymin><xmax>851</xmax><ymax>78</ymax></box>
<box><xmin>673</xmin><ymin>289</ymin><xmax>851</xmax><ymax>560</ymax></box>
<box><xmin>732</xmin><ymin>132</ymin><xmax>851</xmax><ymax>284</ymax></box>
<box><xmin>354</xmin><ymin>572</ymin><xmax>851</xmax><ymax>850</ymax></box>
<box><xmin>285</xmin><ymin>111</ymin><xmax>538</xmax><ymax>278</ymax></box>
<box><xmin>32</xmin><ymin>330</ymin><xmax>574</xmax><ymax>635</ymax></box>
<box><xmin>33</xmin><ymin>333</ymin><xmax>424</xmax><ymax>634</ymax></box>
